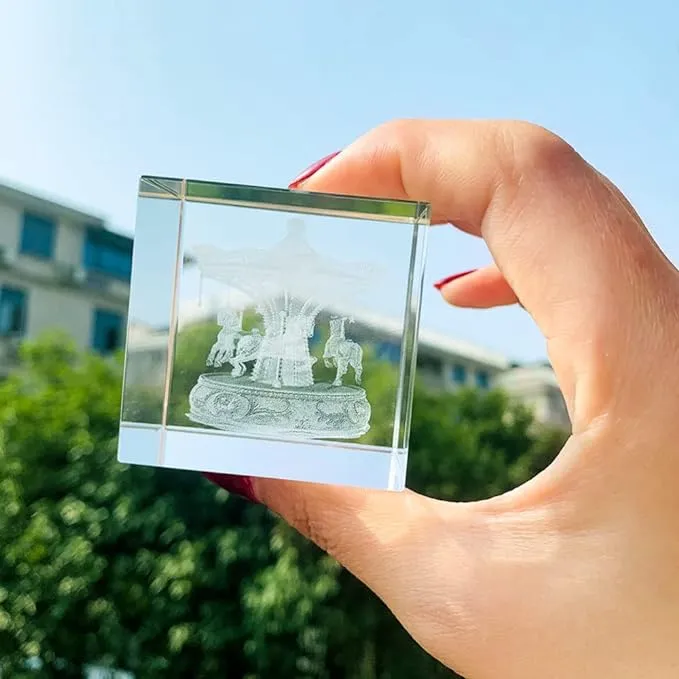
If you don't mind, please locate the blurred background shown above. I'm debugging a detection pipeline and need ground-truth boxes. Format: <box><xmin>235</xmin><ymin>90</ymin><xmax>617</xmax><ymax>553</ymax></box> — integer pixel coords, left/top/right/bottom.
<box><xmin>0</xmin><ymin>0</ymin><xmax>676</xmax><ymax>676</ymax></box>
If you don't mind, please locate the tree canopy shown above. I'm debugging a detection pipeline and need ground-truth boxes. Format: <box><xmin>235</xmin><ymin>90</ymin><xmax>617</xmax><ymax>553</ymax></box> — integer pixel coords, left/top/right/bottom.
<box><xmin>0</xmin><ymin>331</ymin><xmax>565</xmax><ymax>678</ymax></box>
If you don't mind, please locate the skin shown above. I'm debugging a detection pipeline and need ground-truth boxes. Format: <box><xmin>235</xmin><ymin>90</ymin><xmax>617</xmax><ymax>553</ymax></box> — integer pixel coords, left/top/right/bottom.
<box><xmin>238</xmin><ymin>120</ymin><xmax>679</xmax><ymax>677</ymax></box>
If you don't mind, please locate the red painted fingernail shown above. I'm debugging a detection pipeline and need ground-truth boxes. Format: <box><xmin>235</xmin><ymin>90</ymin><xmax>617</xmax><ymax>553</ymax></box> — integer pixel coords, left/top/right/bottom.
<box><xmin>289</xmin><ymin>150</ymin><xmax>341</xmax><ymax>188</ymax></box>
<box><xmin>203</xmin><ymin>472</ymin><xmax>259</xmax><ymax>503</ymax></box>
<box><xmin>433</xmin><ymin>269</ymin><xmax>478</xmax><ymax>290</ymax></box>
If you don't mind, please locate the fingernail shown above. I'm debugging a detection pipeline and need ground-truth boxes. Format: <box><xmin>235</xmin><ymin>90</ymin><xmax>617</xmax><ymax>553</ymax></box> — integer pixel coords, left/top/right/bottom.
<box><xmin>289</xmin><ymin>150</ymin><xmax>341</xmax><ymax>188</ymax></box>
<box><xmin>203</xmin><ymin>472</ymin><xmax>259</xmax><ymax>503</ymax></box>
<box><xmin>433</xmin><ymin>269</ymin><xmax>477</xmax><ymax>290</ymax></box>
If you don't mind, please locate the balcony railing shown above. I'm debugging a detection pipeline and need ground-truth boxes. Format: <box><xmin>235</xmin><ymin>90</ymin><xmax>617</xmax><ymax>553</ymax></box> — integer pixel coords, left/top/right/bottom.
<box><xmin>52</xmin><ymin>263</ymin><xmax>129</xmax><ymax>299</ymax></box>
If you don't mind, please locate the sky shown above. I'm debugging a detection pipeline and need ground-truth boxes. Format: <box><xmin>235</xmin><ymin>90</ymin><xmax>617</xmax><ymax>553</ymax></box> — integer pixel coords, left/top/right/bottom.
<box><xmin>1</xmin><ymin>0</ymin><xmax>678</xmax><ymax>363</ymax></box>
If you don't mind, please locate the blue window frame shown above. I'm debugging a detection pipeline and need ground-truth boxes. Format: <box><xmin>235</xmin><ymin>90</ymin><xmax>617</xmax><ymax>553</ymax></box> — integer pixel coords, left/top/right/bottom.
<box><xmin>0</xmin><ymin>286</ymin><xmax>27</xmax><ymax>336</ymax></box>
<box><xmin>83</xmin><ymin>228</ymin><xmax>133</xmax><ymax>281</ymax></box>
<box><xmin>451</xmin><ymin>363</ymin><xmax>467</xmax><ymax>385</ymax></box>
<box><xmin>92</xmin><ymin>309</ymin><xmax>124</xmax><ymax>353</ymax></box>
<box><xmin>476</xmin><ymin>369</ymin><xmax>490</xmax><ymax>389</ymax></box>
<box><xmin>20</xmin><ymin>212</ymin><xmax>56</xmax><ymax>259</ymax></box>
<box><xmin>376</xmin><ymin>341</ymin><xmax>400</xmax><ymax>363</ymax></box>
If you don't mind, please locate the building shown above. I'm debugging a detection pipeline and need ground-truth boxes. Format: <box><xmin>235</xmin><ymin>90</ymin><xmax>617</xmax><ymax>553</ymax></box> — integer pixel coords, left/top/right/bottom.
<box><xmin>335</xmin><ymin>308</ymin><xmax>510</xmax><ymax>391</ymax></box>
<box><xmin>123</xmin><ymin>302</ymin><xmax>570</xmax><ymax>430</ymax></box>
<box><xmin>0</xmin><ymin>181</ymin><xmax>569</xmax><ymax>430</ymax></box>
<box><xmin>326</xmin><ymin>308</ymin><xmax>569</xmax><ymax>429</ymax></box>
<box><xmin>0</xmin><ymin>182</ymin><xmax>132</xmax><ymax>373</ymax></box>
<box><xmin>493</xmin><ymin>363</ymin><xmax>570</xmax><ymax>430</ymax></box>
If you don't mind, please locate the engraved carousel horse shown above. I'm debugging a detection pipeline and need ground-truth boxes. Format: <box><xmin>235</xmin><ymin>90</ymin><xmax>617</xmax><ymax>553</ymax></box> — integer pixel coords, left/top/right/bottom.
<box><xmin>323</xmin><ymin>316</ymin><xmax>363</xmax><ymax>386</ymax></box>
<box><xmin>230</xmin><ymin>328</ymin><xmax>263</xmax><ymax>378</ymax></box>
<box><xmin>206</xmin><ymin>309</ymin><xmax>243</xmax><ymax>367</ymax></box>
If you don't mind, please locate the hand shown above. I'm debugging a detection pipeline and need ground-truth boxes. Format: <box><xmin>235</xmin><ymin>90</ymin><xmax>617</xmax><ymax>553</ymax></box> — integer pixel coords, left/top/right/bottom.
<box><xmin>212</xmin><ymin>120</ymin><xmax>679</xmax><ymax>678</ymax></box>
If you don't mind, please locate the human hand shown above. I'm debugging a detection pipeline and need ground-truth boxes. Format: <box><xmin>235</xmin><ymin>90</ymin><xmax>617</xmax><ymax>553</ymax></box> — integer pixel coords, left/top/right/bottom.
<box><xmin>209</xmin><ymin>120</ymin><xmax>679</xmax><ymax>678</ymax></box>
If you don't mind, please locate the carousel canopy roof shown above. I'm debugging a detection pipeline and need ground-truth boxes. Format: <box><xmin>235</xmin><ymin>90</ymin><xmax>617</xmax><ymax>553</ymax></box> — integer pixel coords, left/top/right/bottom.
<box><xmin>190</xmin><ymin>219</ymin><xmax>381</xmax><ymax>305</ymax></box>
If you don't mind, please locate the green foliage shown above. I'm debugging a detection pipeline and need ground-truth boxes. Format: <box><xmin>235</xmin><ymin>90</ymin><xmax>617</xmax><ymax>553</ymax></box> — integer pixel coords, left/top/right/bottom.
<box><xmin>0</xmin><ymin>332</ymin><xmax>565</xmax><ymax>677</ymax></box>
<box><xmin>0</xmin><ymin>333</ymin><xmax>337</xmax><ymax>677</ymax></box>
<box><xmin>168</xmin><ymin>320</ymin><xmax>219</xmax><ymax>425</ymax></box>
<box><xmin>408</xmin><ymin>384</ymin><xmax>553</xmax><ymax>500</ymax></box>
<box><xmin>307</xmin><ymin>382</ymin><xmax>564</xmax><ymax>679</ymax></box>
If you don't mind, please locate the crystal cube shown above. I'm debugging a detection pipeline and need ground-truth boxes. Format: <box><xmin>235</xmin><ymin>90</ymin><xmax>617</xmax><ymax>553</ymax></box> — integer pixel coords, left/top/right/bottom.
<box><xmin>118</xmin><ymin>176</ymin><xmax>430</xmax><ymax>490</ymax></box>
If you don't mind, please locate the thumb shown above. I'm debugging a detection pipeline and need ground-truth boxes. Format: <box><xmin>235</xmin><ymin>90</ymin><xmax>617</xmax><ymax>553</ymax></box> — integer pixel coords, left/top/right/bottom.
<box><xmin>252</xmin><ymin>474</ymin><xmax>491</xmax><ymax>662</ymax></box>
<box><xmin>208</xmin><ymin>470</ymin><xmax>496</xmax><ymax>671</ymax></box>
<box><xmin>255</xmin><ymin>480</ymin><xmax>443</xmax><ymax>589</ymax></box>
<box><xmin>237</xmin><ymin>472</ymin><xmax>576</xmax><ymax>678</ymax></box>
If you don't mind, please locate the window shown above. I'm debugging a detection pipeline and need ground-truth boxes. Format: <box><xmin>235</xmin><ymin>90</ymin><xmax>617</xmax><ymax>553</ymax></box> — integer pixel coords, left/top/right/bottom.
<box><xmin>0</xmin><ymin>286</ymin><xmax>27</xmax><ymax>336</ymax></box>
<box><xmin>376</xmin><ymin>341</ymin><xmax>400</xmax><ymax>363</ymax></box>
<box><xmin>476</xmin><ymin>369</ymin><xmax>490</xmax><ymax>389</ymax></box>
<box><xmin>451</xmin><ymin>363</ymin><xmax>467</xmax><ymax>385</ymax></box>
<box><xmin>92</xmin><ymin>309</ymin><xmax>124</xmax><ymax>353</ymax></box>
<box><xmin>83</xmin><ymin>228</ymin><xmax>133</xmax><ymax>281</ymax></box>
<box><xmin>20</xmin><ymin>213</ymin><xmax>56</xmax><ymax>259</ymax></box>
<box><xmin>417</xmin><ymin>353</ymin><xmax>442</xmax><ymax>374</ymax></box>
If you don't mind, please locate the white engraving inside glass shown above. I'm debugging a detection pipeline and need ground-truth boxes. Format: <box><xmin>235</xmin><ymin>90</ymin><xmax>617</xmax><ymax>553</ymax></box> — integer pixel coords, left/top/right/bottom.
<box><xmin>187</xmin><ymin>218</ymin><xmax>380</xmax><ymax>440</ymax></box>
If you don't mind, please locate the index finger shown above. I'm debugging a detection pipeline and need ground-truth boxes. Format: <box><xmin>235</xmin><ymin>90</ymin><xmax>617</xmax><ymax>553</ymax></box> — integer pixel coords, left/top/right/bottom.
<box><xmin>289</xmin><ymin>119</ymin><xmax>676</xmax><ymax>425</ymax></box>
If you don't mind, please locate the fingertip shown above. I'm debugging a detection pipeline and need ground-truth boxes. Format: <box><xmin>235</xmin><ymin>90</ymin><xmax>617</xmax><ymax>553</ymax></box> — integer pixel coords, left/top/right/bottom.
<box><xmin>435</xmin><ymin>265</ymin><xmax>519</xmax><ymax>308</ymax></box>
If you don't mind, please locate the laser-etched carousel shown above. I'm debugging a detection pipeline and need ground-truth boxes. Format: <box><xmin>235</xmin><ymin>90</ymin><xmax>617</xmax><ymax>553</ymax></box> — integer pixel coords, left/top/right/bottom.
<box><xmin>187</xmin><ymin>219</ymin><xmax>377</xmax><ymax>439</ymax></box>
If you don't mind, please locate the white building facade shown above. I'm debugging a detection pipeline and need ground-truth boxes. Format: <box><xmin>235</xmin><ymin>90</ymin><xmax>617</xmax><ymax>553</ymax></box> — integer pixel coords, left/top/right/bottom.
<box><xmin>341</xmin><ymin>310</ymin><xmax>569</xmax><ymax>430</ymax></box>
<box><xmin>0</xmin><ymin>183</ymin><xmax>132</xmax><ymax>374</ymax></box>
<box><xmin>0</xmin><ymin>181</ymin><xmax>569</xmax><ymax>430</ymax></box>
<box><xmin>124</xmin><ymin>305</ymin><xmax>570</xmax><ymax>431</ymax></box>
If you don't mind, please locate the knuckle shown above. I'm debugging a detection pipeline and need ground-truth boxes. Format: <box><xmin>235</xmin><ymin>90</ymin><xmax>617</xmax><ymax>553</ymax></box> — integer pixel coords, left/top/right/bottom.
<box><xmin>365</xmin><ymin>118</ymin><xmax>422</xmax><ymax>156</ymax></box>
<box><xmin>494</xmin><ymin>122</ymin><xmax>584</xmax><ymax>190</ymax></box>
<box><xmin>375</xmin><ymin>117</ymin><xmax>415</xmax><ymax>139</ymax></box>
<box><xmin>288</xmin><ymin>493</ymin><xmax>313</xmax><ymax>537</ymax></box>
<box><xmin>287</xmin><ymin>493</ymin><xmax>336</xmax><ymax>556</ymax></box>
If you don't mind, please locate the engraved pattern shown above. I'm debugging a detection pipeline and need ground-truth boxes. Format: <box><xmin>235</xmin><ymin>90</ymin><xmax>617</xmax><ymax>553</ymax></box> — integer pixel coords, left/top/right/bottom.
<box><xmin>187</xmin><ymin>219</ymin><xmax>377</xmax><ymax>440</ymax></box>
<box><xmin>188</xmin><ymin>375</ymin><xmax>371</xmax><ymax>439</ymax></box>
<box><xmin>206</xmin><ymin>310</ymin><xmax>243</xmax><ymax>367</ymax></box>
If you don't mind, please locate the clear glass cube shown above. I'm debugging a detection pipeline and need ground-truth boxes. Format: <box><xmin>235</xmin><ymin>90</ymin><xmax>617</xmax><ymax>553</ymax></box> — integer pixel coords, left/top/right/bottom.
<box><xmin>118</xmin><ymin>176</ymin><xmax>430</xmax><ymax>490</ymax></box>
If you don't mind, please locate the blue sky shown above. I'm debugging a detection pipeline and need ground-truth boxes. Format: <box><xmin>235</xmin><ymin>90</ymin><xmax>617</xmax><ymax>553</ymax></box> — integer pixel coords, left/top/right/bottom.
<box><xmin>1</xmin><ymin>0</ymin><xmax>677</xmax><ymax>363</ymax></box>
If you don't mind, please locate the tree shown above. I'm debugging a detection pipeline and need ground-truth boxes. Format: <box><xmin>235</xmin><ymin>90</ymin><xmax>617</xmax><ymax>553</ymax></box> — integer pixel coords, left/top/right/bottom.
<box><xmin>0</xmin><ymin>332</ymin><xmax>564</xmax><ymax>678</ymax></box>
<box><xmin>0</xmin><ymin>333</ymin><xmax>338</xmax><ymax>677</ymax></box>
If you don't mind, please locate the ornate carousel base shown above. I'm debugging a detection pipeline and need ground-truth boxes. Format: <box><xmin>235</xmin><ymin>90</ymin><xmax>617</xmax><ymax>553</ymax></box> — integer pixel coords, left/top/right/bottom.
<box><xmin>187</xmin><ymin>373</ymin><xmax>371</xmax><ymax>439</ymax></box>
